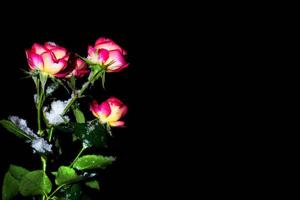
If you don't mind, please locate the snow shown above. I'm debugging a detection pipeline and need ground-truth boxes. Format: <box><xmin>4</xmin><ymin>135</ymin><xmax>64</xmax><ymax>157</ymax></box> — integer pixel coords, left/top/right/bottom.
<box><xmin>9</xmin><ymin>116</ymin><xmax>38</xmax><ymax>139</ymax></box>
<box><xmin>87</xmin><ymin>124</ymin><xmax>95</xmax><ymax>133</ymax></box>
<box><xmin>46</xmin><ymin>84</ymin><xmax>57</xmax><ymax>95</ymax></box>
<box><xmin>33</xmin><ymin>94</ymin><xmax>37</xmax><ymax>104</ymax></box>
<box><xmin>31</xmin><ymin>138</ymin><xmax>52</xmax><ymax>153</ymax></box>
<box><xmin>8</xmin><ymin>116</ymin><xmax>53</xmax><ymax>154</ymax></box>
<box><xmin>45</xmin><ymin>99</ymin><xmax>71</xmax><ymax>125</ymax></box>
<box><xmin>83</xmin><ymin>172</ymin><xmax>97</xmax><ymax>177</ymax></box>
<box><xmin>47</xmin><ymin>42</ymin><xmax>56</xmax><ymax>46</ymax></box>
<box><xmin>83</xmin><ymin>140</ymin><xmax>91</xmax><ymax>148</ymax></box>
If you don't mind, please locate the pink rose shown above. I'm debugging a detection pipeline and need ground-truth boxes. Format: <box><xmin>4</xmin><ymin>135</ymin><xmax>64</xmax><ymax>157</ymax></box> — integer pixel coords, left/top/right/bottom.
<box><xmin>26</xmin><ymin>42</ymin><xmax>69</xmax><ymax>77</ymax></box>
<box><xmin>87</xmin><ymin>37</ymin><xmax>128</xmax><ymax>72</ymax></box>
<box><xmin>67</xmin><ymin>58</ymin><xmax>89</xmax><ymax>78</ymax></box>
<box><xmin>90</xmin><ymin>97</ymin><xmax>128</xmax><ymax>127</ymax></box>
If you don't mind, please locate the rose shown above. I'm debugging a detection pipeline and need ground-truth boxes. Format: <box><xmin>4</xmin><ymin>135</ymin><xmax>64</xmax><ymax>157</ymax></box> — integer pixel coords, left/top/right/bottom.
<box><xmin>67</xmin><ymin>58</ymin><xmax>89</xmax><ymax>78</ymax></box>
<box><xmin>90</xmin><ymin>97</ymin><xmax>127</xmax><ymax>127</ymax></box>
<box><xmin>87</xmin><ymin>37</ymin><xmax>128</xmax><ymax>72</ymax></box>
<box><xmin>25</xmin><ymin>42</ymin><xmax>69</xmax><ymax>77</ymax></box>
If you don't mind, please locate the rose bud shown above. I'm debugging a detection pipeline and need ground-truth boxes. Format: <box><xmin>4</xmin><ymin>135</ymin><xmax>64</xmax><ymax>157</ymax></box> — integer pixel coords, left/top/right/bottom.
<box><xmin>90</xmin><ymin>97</ymin><xmax>127</xmax><ymax>127</ymax></box>
<box><xmin>87</xmin><ymin>37</ymin><xmax>128</xmax><ymax>72</ymax></box>
<box><xmin>67</xmin><ymin>58</ymin><xmax>89</xmax><ymax>78</ymax></box>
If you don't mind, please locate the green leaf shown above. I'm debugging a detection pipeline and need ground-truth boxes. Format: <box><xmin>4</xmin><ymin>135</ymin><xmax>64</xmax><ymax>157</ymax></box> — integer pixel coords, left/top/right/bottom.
<box><xmin>72</xmin><ymin>108</ymin><xmax>85</xmax><ymax>123</ymax></box>
<box><xmin>55</xmin><ymin>123</ymin><xmax>74</xmax><ymax>133</ymax></box>
<box><xmin>85</xmin><ymin>180</ymin><xmax>100</xmax><ymax>190</ymax></box>
<box><xmin>55</xmin><ymin>166</ymin><xmax>78</xmax><ymax>186</ymax></box>
<box><xmin>2</xmin><ymin>165</ymin><xmax>29</xmax><ymax>200</ymax></box>
<box><xmin>58</xmin><ymin>184</ymin><xmax>82</xmax><ymax>200</ymax></box>
<box><xmin>19</xmin><ymin>170</ymin><xmax>52</xmax><ymax>196</ymax></box>
<box><xmin>32</xmin><ymin>76</ymin><xmax>38</xmax><ymax>89</ymax></box>
<box><xmin>67</xmin><ymin>184</ymin><xmax>82</xmax><ymax>200</ymax></box>
<box><xmin>76</xmin><ymin>55</ymin><xmax>95</xmax><ymax>65</ymax></box>
<box><xmin>73</xmin><ymin>121</ymin><xmax>108</xmax><ymax>148</ymax></box>
<box><xmin>73</xmin><ymin>155</ymin><xmax>115</xmax><ymax>171</ymax></box>
<box><xmin>89</xmin><ymin>65</ymin><xmax>102</xmax><ymax>74</ymax></box>
<box><xmin>8</xmin><ymin>165</ymin><xmax>30</xmax><ymax>180</ymax></box>
<box><xmin>56</xmin><ymin>121</ymin><xmax>108</xmax><ymax>147</ymax></box>
<box><xmin>0</xmin><ymin>120</ymin><xmax>32</xmax><ymax>140</ymax></box>
<box><xmin>52</xmin><ymin>172</ymin><xmax>58</xmax><ymax>176</ymax></box>
<box><xmin>2</xmin><ymin>172</ymin><xmax>19</xmax><ymax>200</ymax></box>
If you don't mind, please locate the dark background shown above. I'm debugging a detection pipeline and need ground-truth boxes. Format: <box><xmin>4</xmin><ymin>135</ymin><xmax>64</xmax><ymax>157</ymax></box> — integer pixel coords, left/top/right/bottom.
<box><xmin>0</xmin><ymin>17</ymin><xmax>161</xmax><ymax>199</ymax></box>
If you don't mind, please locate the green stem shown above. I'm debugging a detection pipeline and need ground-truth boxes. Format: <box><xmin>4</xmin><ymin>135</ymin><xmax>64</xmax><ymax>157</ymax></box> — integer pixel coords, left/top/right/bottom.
<box><xmin>69</xmin><ymin>146</ymin><xmax>86</xmax><ymax>167</ymax></box>
<box><xmin>46</xmin><ymin>184</ymin><xmax>66</xmax><ymax>200</ymax></box>
<box><xmin>36</xmin><ymin>79</ymin><xmax>41</xmax><ymax>134</ymax></box>
<box><xmin>37</xmin><ymin>98</ymin><xmax>42</xmax><ymax>136</ymax></box>
<box><xmin>62</xmin><ymin>71</ymin><xmax>101</xmax><ymax>115</ymax></box>
<box><xmin>37</xmin><ymin>83</ymin><xmax>45</xmax><ymax>136</ymax></box>
<box><xmin>48</xmin><ymin>127</ymin><xmax>54</xmax><ymax>142</ymax></box>
<box><xmin>36</xmin><ymin>77</ymin><xmax>47</xmax><ymax>200</ymax></box>
<box><xmin>62</xmin><ymin>93</ymin><xmax>77</xmax><ymax>115</ymax></box>
<box><xmin>41</xmin><ymin>157</ymin><xmax>47</xmax><ymax>200</ymax></box>
<box><xmin>41</xmin><ymin>156</ymin><xmax>47</xmax><ymax>172</ymax></box>
<box><xmin>41</xmin><ymin>157</ymin><xmax>48</xmax><ymax>200</ymax></box>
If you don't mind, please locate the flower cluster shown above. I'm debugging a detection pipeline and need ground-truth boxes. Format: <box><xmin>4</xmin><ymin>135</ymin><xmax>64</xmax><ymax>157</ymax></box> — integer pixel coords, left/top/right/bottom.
<box><xmin>26</xmin><ymin>37</ymin><xmax>128</xmax><ymax>126</ymax></box>
<box><xmin>0</xmin><ymin>37</ymin><xmax>128</xmax><ymax>200</ymax></box>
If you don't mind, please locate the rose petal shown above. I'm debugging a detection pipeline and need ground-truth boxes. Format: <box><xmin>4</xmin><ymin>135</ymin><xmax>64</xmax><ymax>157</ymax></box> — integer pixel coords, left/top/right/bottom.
<box><xmin>51</xmin><ymin>47</ymin><xmax>67</xmax><ymax>60</ymax></box>
<box><xmin>95</xmin><ymin>37</ymin><xmax>111</xmax><ymax>45</ymax></box>
<box><xmin>105</xmin><ymin>105</ymin><xmax>123</xmax><ymax>122</ymax></box>
<box><xmin>120</xmin><ymin>105</ymin><xmax>128</xmax><ymax>117</ymax></box>
<box><xmin>105</xmin><ymin>50</ymin><xmax>128</xmax><ymax>72</ymax></box>
<box><xmin>90</xmin><ymin>100</ymin><xmax>100</xmax><ymax>117</ymax></box>
<box><xmin>26</xmin><ymin>50</ymin><xmax>44</xmax><ymax>70</ymax></box>
<box><xmin>76</xmin><ymin>59</ymin><xmax>86</xmax><ymax>69</ymax></box>
<box><xmin>44</xmin><ymin>42</ymin><xmax>58</xmax><ymax>50</ymax></box>
<box><xmin>87</xmin><ymin>46</ymin><xmax>98</xmax><ymax>63</ymax></box>
<box><xmin>73</xmin><ymin>59</ymin><xmax>89</xmax><ymax>77</ymax></box>
<box><xmin>53</xmin><ymin>71</ymin><xmax>70</xmax><ymax>78</ymax></box>
<box><xmin>88</xmin><ymin>45</ymin><xmax>96</xmax><ymax>56</ymax></box>
<box><xmin>107</xmin><ymin>97</ymin><xmax>123</xmax><ymax>106</ymax></box>
<box><xmin>62</xmin><ymin>54</ymin><xmax>70</xmax><ymax>62</ymax></box>
<box><xmin>42</xmin><ymin>52</ymin><xmax>67</xmax><ymax>75</ymax></box>
<box><xmin>95</xmin><ymin>41</ymin><xmax>124</xmax><ymax>54</ymax></box>
<box><xmin>98</xmin><ymin>101</ymin><xmax>111</xmax><ymax>117</ymax></box>
<box><xmin>108</xmin><ymin>97</ymin><xmax>127</xmax><ymax>117</ymax></box>
<box><xmin>98</xmin><ymin>49</ymin><xmax>109</xmax><ymax>63</ymax></box>
<box><xmin>32</xmin><ymin>43</ymin><xmax>47</xmax><ymax>55</ymax></box>
<box><xmin>109</xmin><ymin>121</ymin><xmax>125</xmax><ymax>127</ymax></box>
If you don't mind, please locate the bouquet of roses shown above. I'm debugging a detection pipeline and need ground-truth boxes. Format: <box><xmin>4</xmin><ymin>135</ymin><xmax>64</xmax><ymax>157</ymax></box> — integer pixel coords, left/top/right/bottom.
<box><xmin>0</xmin><ymin>37</ymin><xmax>128</xmax><ymax>200</ymax></box>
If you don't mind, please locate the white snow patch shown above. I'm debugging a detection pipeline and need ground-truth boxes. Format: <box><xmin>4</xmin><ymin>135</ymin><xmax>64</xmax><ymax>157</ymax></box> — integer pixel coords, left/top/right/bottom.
<box><xmin>47</xmin><ymin>42</ymin><xmax>57</xmax><ymax>46</ymax></box>
<box><xmin>87</xmin><ymin>125</ymin><xmax>95</xmax><ymax>133</ymax></box>
<box><xmin>45</xmin><ymin>99</ymin><xmax>71</xmax><ymax>125</ymax></box>
<box><xmin>9</xmin><ymin>116</ymin><xmax>37</xmax><ymax>138</ymax></box>
<box><xmin>33</xmin><ymin>94</ymin><xmax>38</xmax><ymax>104</ymax></box>
<box><xmin>83</xmin><ymin>141</ymin><xmax>90</xmax><ymax>149</ymax></box>
<box><xmin>46</xmin><ymin>84</ymin><xmax>56</xmax><ymax>95</ymax></box>
<box><xmin>83</xmin><ymin>172</ymin><xmax>96</xmax><ymax>177</ymax></box>
<box><xmin>31</xmin><ymin>138</ymin><xmax>52</xmax><ymax>153</ymax></box>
